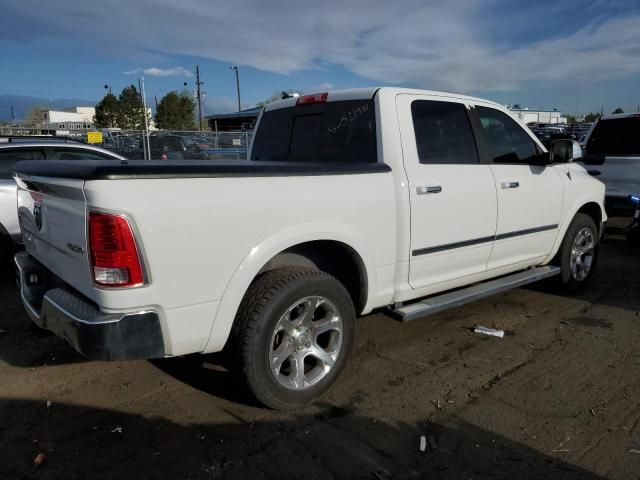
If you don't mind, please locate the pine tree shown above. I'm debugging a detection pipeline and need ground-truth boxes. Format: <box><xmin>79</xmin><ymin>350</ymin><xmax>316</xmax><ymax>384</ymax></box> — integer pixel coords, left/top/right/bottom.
<box><xmin>155</xmin><ymin>91</ymin><xmax>196</xmax><ymax>130</ymax></box>
<box><xmin>117</xmin><ymin>85</ymin><xmax>149</xmax><ymax>130</ymax></box>
<box><xmin>94</xmin><ymin>93</ymin><xmax>120</xmax><ymax>128</ymax></box>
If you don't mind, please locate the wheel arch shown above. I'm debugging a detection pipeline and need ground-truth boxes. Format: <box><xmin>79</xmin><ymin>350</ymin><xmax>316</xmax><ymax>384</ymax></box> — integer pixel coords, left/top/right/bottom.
<box><xmin>544</xmin><ymin>199</ymin><xmax>606</xmax><ymax>264</ymax></box>
<box><xmin>203</xmin><ymin>225</ymin><xmax>376</xmax><ymax>353</ymax></box>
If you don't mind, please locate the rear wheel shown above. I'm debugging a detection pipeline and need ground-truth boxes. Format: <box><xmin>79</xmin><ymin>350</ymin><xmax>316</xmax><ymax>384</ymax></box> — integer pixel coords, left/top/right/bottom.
<box><xmin>234</xmin><ymin>268</ymin><xmax>355</xmax><ymax>409</ymax></box>
<box><xmin>553</xmin><ymin>213</ymin><xmax>599</xmax><ymax>292</ymax></box>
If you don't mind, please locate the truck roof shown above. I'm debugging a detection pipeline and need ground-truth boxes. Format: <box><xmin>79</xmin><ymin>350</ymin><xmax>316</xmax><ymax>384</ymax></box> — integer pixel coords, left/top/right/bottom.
<box><xmin>264</xmin><ymin>87</ymin><xmax>505</xmax><ymax>111</ymax></box>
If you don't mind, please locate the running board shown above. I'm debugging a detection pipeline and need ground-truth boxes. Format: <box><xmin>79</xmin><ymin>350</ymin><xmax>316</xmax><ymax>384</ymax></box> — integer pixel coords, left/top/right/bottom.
<box><xmin>389</xmin><ymin>266</ymin><xmax>561</xmax><ymax>322</ymax></box>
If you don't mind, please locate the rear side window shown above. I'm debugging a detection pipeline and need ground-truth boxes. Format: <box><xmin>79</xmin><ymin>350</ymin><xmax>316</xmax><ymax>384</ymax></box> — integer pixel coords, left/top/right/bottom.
<box><xmin>476</xmin><ymin>106</ymin><xmax>538</xmax><ymax>163</ymax></box>
<box><xmin>411</xmin><ymin>100</ymin><xmax>479</xmax><ymax>164</ymax></box>
<box><xmin>586</xmin><ymin>117</ymin><xmax>640</xmax><ymax>155</ymax></box>
<box><xmin>0</xmin><ymin>148</ymin><xmax>46</xmax><ymax>178</ymax></box>
<box><xmin>251</xmin><ymin>100</ymin><xmax>377</xmax><ymax>163</ymax></box>
<box><xmin>51</xmin><ymin>148</ymin><xmax>119</xmax><ymax>160</ymax></box>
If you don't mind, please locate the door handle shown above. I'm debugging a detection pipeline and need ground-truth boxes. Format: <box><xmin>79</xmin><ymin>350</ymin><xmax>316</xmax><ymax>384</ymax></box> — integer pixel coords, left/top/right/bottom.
<box><xmin>417</xmin><ymin>185</ymin><xmax>442</xmax><ymax>195</ymax></box>
<box><xmin>501</xmin><ymin>181</ymin><xmax>520</xmax><ymax>189</ymax></box>
<box><xmin>587</xmin><ymin>169</ymin><xmax>601</xmax><ymax>177</ymax></box>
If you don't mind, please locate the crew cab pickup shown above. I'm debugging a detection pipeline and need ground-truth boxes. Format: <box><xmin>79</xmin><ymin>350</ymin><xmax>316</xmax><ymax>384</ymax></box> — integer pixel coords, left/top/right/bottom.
<box><xmin>14</xmin><ymin>88</ymin><xmax>606</xmax><ymax>409</ymax></box>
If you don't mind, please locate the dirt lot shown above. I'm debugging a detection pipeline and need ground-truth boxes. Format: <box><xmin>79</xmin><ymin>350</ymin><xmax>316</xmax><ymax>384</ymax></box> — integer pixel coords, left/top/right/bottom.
<box><xmin>1</xmin><ymin>225</ymin><xmax>639</xmax><ymax>480</ymax></box>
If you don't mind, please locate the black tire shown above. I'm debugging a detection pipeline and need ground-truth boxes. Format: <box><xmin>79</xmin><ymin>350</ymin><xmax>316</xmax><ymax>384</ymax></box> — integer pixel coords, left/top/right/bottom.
<box><xmin>234</xmin><ymin>267</ymin><xmax>355</xmax><ymax>409</ymax></box>
<box><xmin>552</xmin><ymin>213</ymin><xmax>599</xmax><ymax>293</ymax></box>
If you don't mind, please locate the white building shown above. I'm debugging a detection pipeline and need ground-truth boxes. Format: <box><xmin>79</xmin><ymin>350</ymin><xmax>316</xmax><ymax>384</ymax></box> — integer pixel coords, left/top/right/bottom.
<box><xmin>508</xmin><ymin>107</ymin><xmax>567</xmax><ymax>125</ymax></box>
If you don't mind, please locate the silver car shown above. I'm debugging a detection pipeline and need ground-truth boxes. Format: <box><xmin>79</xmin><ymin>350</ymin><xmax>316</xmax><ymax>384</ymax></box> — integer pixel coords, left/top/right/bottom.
<box><xmin>0</xmin><ymin>138</ymin><xmax>124</xmax><ymax>260</ymax></box>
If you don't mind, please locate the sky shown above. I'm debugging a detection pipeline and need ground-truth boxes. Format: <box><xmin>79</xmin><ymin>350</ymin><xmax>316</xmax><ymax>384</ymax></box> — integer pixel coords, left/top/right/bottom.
<box><xmin>1</xmin><ymin>0</ymin><xmax>639</xmax><ymax>117</ymax></box>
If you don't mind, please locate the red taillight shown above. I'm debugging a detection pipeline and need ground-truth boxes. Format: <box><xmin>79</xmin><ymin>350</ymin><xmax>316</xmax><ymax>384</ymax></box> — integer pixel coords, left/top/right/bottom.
<box><xmin>296</xmin><ymin>92</ymin><xmax>328</xmax><ymax>106</ymax></box>
<box><xmin>89</xmin><ymin>212</ymin><xmax>145</xmax><ymax>288</ymax></box>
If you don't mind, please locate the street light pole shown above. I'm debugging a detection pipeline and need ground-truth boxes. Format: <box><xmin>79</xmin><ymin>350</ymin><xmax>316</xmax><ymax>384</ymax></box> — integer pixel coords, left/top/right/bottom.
<box><xmin>104</xmin><ymin>84</ymin><xmax>112</xmax><ymax>95</ymax></box>
<box><xmin>230</xmin><ymin>65</ymin><xmax>241</xmax><ymax>112</ymax></box>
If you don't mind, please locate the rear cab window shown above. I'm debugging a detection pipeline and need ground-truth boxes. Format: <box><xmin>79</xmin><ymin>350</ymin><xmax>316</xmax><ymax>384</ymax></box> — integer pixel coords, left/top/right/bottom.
<box><xmin>251</xmin><ymin>99</ymin><xmax>377</xmax><ymax>163</ymax></box>
<box><xmin>586</xmin><ymin>117</ymin><xmax>640</xmax><ymax>156</ymax></box>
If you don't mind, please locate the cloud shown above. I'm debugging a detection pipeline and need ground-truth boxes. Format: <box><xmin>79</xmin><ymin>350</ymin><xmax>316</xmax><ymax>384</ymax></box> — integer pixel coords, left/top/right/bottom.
<box><xmin>2</xmin><ymin>1</ymin><xmax>640</xmax><ymax>92</ymax></box>
<box><xmin>123</xmin><ymin>67</ymin><xmax>194</xmax><ymax>77</ymax></box>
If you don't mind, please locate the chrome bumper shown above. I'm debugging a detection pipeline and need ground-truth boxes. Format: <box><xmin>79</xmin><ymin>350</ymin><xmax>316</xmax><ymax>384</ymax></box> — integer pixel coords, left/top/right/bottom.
<box><xmin>15</xmin><ymin>251</ymin><xmax>165</xmax><ymax>361</ymax></box>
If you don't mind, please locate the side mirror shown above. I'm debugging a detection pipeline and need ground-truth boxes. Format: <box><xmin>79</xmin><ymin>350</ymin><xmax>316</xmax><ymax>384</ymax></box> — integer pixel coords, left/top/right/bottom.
<box><xmin>550</xmin><ymin>139</ymin><xmax>583</xmax><ymax>163</ymax></box>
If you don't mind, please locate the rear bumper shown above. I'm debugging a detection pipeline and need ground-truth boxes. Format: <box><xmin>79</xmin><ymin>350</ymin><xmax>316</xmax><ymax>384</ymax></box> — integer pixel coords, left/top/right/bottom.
<box><xmin>15</xmin><ymin>251</ymin><xmax>165</xmax><ymax>361</ymax></box>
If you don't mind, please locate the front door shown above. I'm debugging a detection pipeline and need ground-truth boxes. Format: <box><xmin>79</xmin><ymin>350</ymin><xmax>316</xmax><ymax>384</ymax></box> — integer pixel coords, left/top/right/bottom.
<box><xmin>470</xmin><ymin>104</ymin><xmax>564</xmax><ymax>269</ymax></box>
<box><xmin>397</xmin><ymin>95</ymin><xmax>498</xmax><ymax>290</ymax></box>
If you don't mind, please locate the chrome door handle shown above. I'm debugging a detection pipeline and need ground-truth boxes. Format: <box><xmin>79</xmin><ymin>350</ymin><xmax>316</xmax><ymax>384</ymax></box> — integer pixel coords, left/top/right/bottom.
<box><xmin>501</xmin><ymin>181</ymin><xmax>520</xmax><ymax>189</ymax></box>
<box><xmin>417</xmin><ymin>185</ymin><xmax>442</xmax><ymax>195</ymax></box>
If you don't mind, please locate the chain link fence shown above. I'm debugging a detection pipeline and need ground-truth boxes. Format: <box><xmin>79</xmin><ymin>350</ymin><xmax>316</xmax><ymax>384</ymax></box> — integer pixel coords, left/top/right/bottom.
<box><xmin>99</xmin><ymin>130</ymin><xmax>253</xmax><ymax>160</ymax></box>
<box><xmin>0</xmin><ymin>127</ymin><xmax>253</xmax><ymax>161</ymax></box>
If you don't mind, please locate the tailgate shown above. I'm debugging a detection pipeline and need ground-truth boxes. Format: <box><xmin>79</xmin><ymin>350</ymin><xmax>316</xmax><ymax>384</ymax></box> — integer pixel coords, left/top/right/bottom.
<box><xmin>16</xmin><ymin>173</ymin><xmax>95</xmax><ymax>300</ymax></box>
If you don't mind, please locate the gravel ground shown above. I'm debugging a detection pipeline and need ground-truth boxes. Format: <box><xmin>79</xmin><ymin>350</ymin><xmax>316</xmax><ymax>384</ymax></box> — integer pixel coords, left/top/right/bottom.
<box><xmin>1</xmin><ymin>224</ymin><xmax>639</xmax><ymax>479</ymax></box>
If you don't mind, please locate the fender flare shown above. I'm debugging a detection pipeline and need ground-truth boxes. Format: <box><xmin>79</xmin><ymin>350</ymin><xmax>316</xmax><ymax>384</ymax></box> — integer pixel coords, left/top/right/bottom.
<box><xmin>202</xmin><ymin>221</ymin><xmax>377</xmax><ymax>353</ymax></box>
<box><xmin>543</xmin><ymin>197</ymin><xmax>606</xmax><ymax>264</ymax></box>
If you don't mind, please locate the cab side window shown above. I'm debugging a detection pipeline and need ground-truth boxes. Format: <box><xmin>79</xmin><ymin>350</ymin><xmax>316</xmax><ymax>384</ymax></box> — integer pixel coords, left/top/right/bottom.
<box><xmin>411</xmin><ymin>100</ymin><xmax>479</xmax><ymax>164</ymax></box>
<box><xmin>51</xmin><ymin>148</ymin><xmax>117</xmax><ymax>160</ymax></box>
<box><xmin>0</xmin><ymin>148</ymin><xmax>46</xmax><ymax>179</ymax></box>
<box><xmin>475</xmin><ymin>106</ymin><xmax>538</xmax><ymax>163</ymax></box>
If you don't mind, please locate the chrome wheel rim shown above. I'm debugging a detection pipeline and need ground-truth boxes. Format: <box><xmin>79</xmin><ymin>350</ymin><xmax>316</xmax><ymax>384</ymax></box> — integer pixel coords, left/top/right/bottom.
<box><xmin>269</xmin><ymin>295</ymin><xmax>343</xmax><ymax>390</ymax></box>
<box><xmin>570</xmin><ymin>227</ymin><xmax>595</xmax><ymax>281</ymax></box>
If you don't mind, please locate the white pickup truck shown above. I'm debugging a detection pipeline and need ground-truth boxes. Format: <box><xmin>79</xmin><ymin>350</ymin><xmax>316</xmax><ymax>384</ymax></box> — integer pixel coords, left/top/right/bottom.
<box><xmin>14</xmin><ymin>88</ymin><xmax>606</xmax><ymax>409</ymax></box>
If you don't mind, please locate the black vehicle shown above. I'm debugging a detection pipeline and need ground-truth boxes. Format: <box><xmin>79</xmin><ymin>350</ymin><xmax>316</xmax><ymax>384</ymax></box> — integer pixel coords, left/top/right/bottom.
<box><xmin>130</xmin><ymin>135</ymin><xmax>208</xmax><ymax>160</ymax></box>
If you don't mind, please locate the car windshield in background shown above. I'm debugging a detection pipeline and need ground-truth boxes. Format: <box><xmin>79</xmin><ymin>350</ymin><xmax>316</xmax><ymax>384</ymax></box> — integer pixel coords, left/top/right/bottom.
<box><xmin>251</xmin><ymin>100</ymin><xmax>377</xmax><ymax>163</ymax></box>
<box><xmin>586</xmin><ymin>117</ymin><xmax>640</xmax><ymax>155</ymax></box>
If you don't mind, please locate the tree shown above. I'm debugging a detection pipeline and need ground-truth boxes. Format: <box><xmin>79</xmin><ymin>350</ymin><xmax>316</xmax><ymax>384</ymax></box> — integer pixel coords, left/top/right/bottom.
<box><xmin>94</xmin><ymin>93</ymin><xmax>120</xmax><ymax>128</ymax></box>
<box><xmin>565</xmin><ymin>115</ymin><xmax>576</xmax><ymax>125</ymax></box>
<box><xmin>25</xmin><ymin>105</ymin><xmax>48</xmax><ymax>125</ymax></box>
<box><xmin>612</xmin><ymin>107</ymin><xmax>624</xmax><ymax>114</ymax></box>
<box><xmin>117</xmin><ymin>85</ymin><xmax>150</xmax><ymax>130</ymax></box>
<box><xmin>255</xmin><ymin>89</ymin><xmax>303</xmax><ymax>107</ymax></box>
<box><xmin>584</xmin><ymin>112</ymin><xmax>601</xmax><ymax>123</ymax></box>
<box><xmin>155</xmin><ymin>91</ymin><xmax>196</xmax><ymax>130</ymax></box>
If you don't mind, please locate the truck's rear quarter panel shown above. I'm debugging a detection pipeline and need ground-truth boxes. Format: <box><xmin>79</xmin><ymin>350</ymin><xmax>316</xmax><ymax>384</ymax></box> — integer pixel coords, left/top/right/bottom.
<box><xmin>82</xmin><ymin>172</ymin><xmax>396</xmax><ymax>354</ymax></box>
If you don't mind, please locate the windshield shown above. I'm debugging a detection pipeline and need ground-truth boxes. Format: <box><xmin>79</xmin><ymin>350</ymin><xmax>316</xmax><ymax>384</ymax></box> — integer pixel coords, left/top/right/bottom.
<box><xmin>251</xmin><ymin>99</ymin><xmax>377</xmax><ymax>163</ymax></box>
<box><xmin>586</xmin><ymin>117</ymin><xmax>640</xmax><ymax>155</ymax></box>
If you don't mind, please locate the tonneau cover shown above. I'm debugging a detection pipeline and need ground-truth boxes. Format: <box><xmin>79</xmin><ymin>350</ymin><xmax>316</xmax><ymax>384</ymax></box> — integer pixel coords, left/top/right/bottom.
<box><xmin>13</xmin><ymin>160</ymin><xmax>391</xmax><ymax>180</ymax></box>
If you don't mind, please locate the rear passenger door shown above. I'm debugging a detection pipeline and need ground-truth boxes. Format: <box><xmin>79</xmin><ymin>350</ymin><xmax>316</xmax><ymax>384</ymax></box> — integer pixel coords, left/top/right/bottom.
<box><xmin>471</xmin><ymin>104</ymin><xmax>564</xmax><ymax>269</ymax></box>
<box><xmin>397</xmin><ymin>95</ymin><xmax>498</xmax><ymax>290</ymax></box>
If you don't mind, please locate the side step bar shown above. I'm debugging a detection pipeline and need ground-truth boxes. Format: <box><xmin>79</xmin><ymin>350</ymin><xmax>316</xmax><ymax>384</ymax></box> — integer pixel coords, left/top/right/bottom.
<box><xmin>389</xmin><ymin>266</ymin><xmax>561</xmax><ymax>322</ymax></box>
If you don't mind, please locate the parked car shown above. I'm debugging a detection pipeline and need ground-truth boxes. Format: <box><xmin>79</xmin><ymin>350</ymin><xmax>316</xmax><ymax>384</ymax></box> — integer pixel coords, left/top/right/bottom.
<box><xmin>581</xmin><ymin>113</ymin><xmax>640</xmax><ymax>216</ymax></box>
<box><xmin>129</xmin><ymin>134</ymin><xmax>208</xmax><ymax>160</ymax></box>
<box><xmin>0</xmin><ymin>137</ymin><xmax>124</xmax><ymax>262</ymax></box>
<box><xmin>13</xmin><ymin>88</ymin><xmax>605</xmax><ymax>409</ymax></box>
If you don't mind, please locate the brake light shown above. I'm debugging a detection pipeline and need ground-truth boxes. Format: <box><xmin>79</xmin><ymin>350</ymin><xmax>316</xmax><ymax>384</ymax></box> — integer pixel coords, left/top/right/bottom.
<box><xmin>296</xmin><ymin>92</ymin><xmax>328</xmax><ymax>106</ymax></box>
<box><xmin>89</xmin><ymin>212</ymin><xmax>145</xmax><ymax>287</ymax></box>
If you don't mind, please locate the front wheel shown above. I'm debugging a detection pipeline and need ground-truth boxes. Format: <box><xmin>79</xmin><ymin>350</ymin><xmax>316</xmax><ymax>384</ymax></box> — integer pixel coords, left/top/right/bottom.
<box><xmin>552</xmin><ymin>213</ymin><xmax>599</xmax><ymax>293</ymax></box>
<box><xmin>234</xmin><ymin>268</ymin><xmax>355</xmax><ymax>409</ymax></box>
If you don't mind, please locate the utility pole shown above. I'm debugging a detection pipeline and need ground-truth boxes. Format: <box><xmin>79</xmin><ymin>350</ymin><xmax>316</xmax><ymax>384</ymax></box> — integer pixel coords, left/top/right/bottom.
<box><xmin>230</xmin><ymin>65</ymin><xmax>241</xmax><ymax>112</ymax></box>
<box><xmin>10</xmin><ymin>106</ymin><xmax>15</xmax><ymax>121</ymax></box>
<box><xmin>196</xmin><ymin>65</ymin><xmax>203</xmax><ymax>131</ymax></box>
<box><xmin>138</xmin><ymin>77</ymin><xmax>151</xmax><ymax>160</ymax></box>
